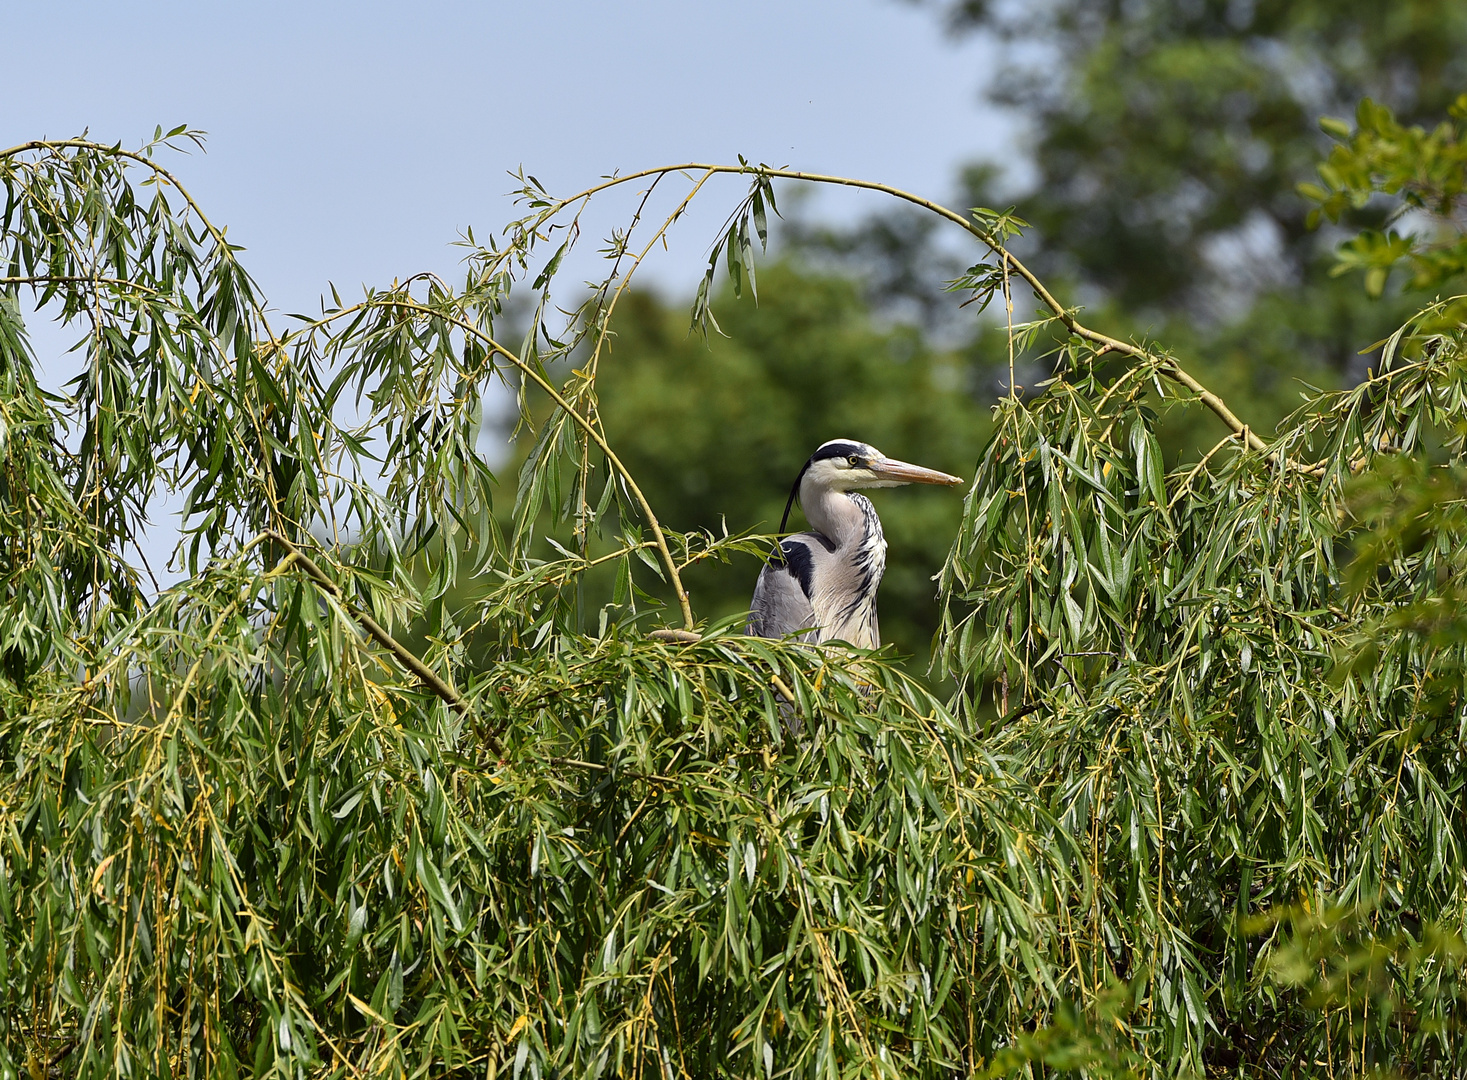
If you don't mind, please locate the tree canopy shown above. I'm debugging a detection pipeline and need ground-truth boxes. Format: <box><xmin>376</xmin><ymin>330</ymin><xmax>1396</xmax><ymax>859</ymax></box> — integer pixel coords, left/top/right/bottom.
<box><xmin>3</xmin><ymin>76</ymin><xmax>1467</xmax><ymax>1080</ymax></box>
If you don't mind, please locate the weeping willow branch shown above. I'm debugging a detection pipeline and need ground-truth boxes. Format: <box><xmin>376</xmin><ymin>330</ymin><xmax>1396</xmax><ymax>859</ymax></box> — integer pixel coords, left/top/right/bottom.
<box><xmin>3</xmin><ymin>139</ymin><xmax>698</xmax><ymax>629</ymax></box>
<box><xmin>263</xmin><ymin>530</ymin><xmax>504</xmax><ymax>757</ymax></box>
<box><xmin>1</xmin><ymin>136</ymin><xmax>299</xmax><ymax>525</ymax></box>
<box><xmin>299</xmin><ymin>298</ymin><xmax>697</xmax><ymax>632</ymax></box>
<box><xmin>1</xmin><ymin>139</ymin><xmax>268</xmax><ymax>330</ymax></box>
<box><xmin>521</xmin><ymin>162</ymin><xmax>1273</xmax><ymax>457</ymax></box>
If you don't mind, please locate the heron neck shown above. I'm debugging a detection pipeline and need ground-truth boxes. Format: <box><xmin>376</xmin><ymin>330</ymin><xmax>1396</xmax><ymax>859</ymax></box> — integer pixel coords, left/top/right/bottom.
<box><xmin>799</xmin><ymin>485</ymin><xmax>869</xmax><ymax>550</ymax></box>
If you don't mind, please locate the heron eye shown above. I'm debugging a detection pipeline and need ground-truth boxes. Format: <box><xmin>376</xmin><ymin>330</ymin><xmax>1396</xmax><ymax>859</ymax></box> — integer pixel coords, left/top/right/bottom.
<box><xmin>849</xmin><ymin>456</ymin><xmax>866</xmax><ymax>469</ymax></box>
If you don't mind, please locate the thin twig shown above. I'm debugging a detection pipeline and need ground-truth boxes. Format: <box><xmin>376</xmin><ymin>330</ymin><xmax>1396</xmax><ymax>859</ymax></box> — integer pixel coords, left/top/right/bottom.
<box><xmin>46</xmin><ymin>1038</ymin><xmax>78</xmax><ymax>1067</ymax></box>
<box><xmin>1167</xmin><ymin>434</ymin><xmax>1237</xmax><ymax>509</ymax></box>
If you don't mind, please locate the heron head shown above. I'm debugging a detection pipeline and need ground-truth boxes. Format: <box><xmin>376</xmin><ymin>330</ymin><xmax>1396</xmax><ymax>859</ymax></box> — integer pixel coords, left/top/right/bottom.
<box><xmin>778</xmin><ymin>439</ymin><xmax>964</xmax><ymax>533</ymax></box>
<box><xmin>802</xmin><ymin>439</ymin><xmax>965</xmax><ymax>493</ymax></box>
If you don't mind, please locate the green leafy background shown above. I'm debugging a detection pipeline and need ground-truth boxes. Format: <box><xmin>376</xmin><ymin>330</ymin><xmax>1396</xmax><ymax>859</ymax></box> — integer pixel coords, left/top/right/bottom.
<box><xmin>6</xmin><ymin>8</ymin><xmax>1467</xmax><ymax>1075</ymax></box>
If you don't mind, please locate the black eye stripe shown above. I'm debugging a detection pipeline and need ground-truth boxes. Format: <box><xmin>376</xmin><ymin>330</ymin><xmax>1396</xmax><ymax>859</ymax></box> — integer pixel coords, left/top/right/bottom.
<box><xmin>810</xmin><ymin>441</ymin><xmax>866</xmax><ymax>462</ymax></box>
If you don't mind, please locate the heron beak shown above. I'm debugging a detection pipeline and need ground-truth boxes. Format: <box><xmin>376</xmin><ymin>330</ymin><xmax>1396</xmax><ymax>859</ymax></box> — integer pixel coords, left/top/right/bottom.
<box><xmin>870</xmin><ymin>457</ymin><xmax>965</xmax><ymax>487</ymax></box>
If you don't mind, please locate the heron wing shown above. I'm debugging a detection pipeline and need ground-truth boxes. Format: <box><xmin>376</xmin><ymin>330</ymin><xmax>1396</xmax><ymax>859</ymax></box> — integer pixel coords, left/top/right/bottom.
<box><xmin>748</xmin><ymin>537</ymin><xmax>820</xmax><ymax>641</ymax></box>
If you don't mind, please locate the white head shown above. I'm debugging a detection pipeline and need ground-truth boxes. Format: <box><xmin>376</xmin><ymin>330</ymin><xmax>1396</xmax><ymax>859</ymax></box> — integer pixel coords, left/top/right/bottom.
<box><xmin>780</xmin><ymin>439</ymin><xmax>964</xmax><ymax>531</ymax></box>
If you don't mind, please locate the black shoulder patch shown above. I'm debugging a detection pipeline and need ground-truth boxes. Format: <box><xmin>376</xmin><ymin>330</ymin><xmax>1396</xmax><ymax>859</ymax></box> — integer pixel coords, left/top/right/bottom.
<box><xmin>780</xmin><ymin>538</ymin><xmax>816</xmax><ymax>599</ymax></box>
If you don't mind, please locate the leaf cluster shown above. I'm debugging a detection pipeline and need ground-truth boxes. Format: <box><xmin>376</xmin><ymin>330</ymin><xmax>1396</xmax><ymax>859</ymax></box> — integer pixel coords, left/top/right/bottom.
<box><xmin>1303</xmin><ymin>95</ymin><xmax>1467</xmax><ymax>299</ymax></box>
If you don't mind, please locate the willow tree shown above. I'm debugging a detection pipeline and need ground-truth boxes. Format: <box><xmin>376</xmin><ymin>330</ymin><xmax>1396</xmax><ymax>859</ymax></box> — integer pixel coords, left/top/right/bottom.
<box><xmin>0</xmin><ymin>132</ymin><xmax>1058</xmax><ymax>1080</ymax></box>
<box><xmin>936</xmin><ymin>95</ymin><xmax>1467</xmax><ymax>1073</ymax></box>
<box><xmin>2</xmin><ymin>112</ymin><xmax>1466</xmax><ymax>1080</ymax></box>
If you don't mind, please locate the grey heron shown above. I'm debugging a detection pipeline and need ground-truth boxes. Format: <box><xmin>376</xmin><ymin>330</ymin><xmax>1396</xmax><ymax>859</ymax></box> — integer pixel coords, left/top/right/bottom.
<box><xmin>747</xmin><ymin>439</ymin><xmax>964</xmax><ymax>648</ymax></box>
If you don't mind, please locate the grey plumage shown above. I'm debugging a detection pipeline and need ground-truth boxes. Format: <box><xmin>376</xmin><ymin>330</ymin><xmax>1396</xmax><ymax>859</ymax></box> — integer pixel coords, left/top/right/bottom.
<box><xmin>747</xmin><ymin>439</ymin><xmax>963</xmax><ymax>648</ymax></box>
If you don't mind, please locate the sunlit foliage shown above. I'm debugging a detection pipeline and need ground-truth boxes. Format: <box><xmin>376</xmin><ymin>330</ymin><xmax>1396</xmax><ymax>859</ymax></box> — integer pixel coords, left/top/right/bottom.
<box><xmin>4</xmin><ymin>117</ymin><xmax>1467</xmax><ymax>1080</ymax></box>
<box><xmin>940</xmin><ymin>304</ymin><xmax>1467</xmax><ymax>1072</ymax></box>
<box><xmin>0</xmin><ymin>135</ymin><xmax>1061</xmax><ymax>1079</ymax></box>
<box><xmin>1303</xmin><ymin>93</ymin><xmax>1467</xmax><ymax>303</ymax></box>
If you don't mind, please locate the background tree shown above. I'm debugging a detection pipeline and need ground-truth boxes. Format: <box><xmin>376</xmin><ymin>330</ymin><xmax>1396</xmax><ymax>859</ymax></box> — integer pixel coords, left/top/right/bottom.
<box><xmin>959</xmin><ymin>1</ymin><xmax>1463</xmax><ymax>290</ymax></box>
<box><xmin>770</xmin><ymin>0</ymin><xmax>1467</xmax><ymax>439</ymax></box>
<box><xmin>937</xmin><ymin>0</ymin><xmax>1466</xmax><ymax>306</ymax></box>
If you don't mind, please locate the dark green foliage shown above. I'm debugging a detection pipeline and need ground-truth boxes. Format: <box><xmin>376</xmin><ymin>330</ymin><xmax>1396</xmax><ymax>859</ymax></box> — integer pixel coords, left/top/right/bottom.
<box><xmin>1250</xmin><ymin>904</ymin><xmax>1467</xmax><ymax>1062</ymax></box>
<box><xmin>5</xmin><ymin>112</ymin><xmax>1467</xmax><ymax>1079</ymax></box>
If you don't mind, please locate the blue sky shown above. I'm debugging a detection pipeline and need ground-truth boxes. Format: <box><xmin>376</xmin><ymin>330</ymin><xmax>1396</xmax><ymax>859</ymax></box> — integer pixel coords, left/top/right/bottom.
<box><xmin>7</xmin><ymin>0</ymin><xmax>1015</xmax><ymax>321</ymax></box>
<box><xmin>6</xmin><ymin>0</ymin><xmax>1018</xmax><ymax>577</ymax></box>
